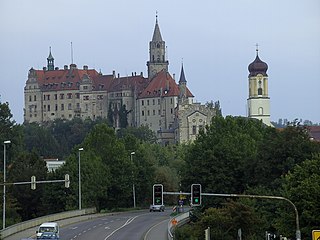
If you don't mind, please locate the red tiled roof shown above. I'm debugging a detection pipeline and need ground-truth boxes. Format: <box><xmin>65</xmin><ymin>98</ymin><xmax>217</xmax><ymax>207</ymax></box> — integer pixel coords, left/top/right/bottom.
<box><xmin>109</xmin><ymin>75</ymin><xmax>150</xmax><ymax>95</ymax></box>
<box><xmin>138</xmin><ymin>70</ymin><xmax>193</xmax><ymax>99</ymax></box>
<box><xmin>35</xmin><ymin>66</ymin><xmax>113</xmax><ymax>92</ymax></box>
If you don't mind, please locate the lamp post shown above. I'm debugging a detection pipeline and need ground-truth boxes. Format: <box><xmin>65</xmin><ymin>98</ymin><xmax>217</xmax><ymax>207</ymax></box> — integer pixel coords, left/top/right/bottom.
<box><xmin>78</xmin><ymin>148</ymin><xmax>84</xmax><ymax>210</ymax></box>
<box><xmin>130</xmin><ymin>152</ymin><xmax>136</xmax><ymax>208</ymax></box>
<box><xmin>3</xmin><ymin>140</ymin><xmax>11</xmax><ymax>230</ymax></box>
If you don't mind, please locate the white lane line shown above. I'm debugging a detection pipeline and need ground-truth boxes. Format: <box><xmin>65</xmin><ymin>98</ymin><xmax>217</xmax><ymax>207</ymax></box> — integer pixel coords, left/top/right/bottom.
<box><xmin>144</xmin><ymin>218</ymin><xmax>170</xmax><ymax>240</ymax></box>
<box><xmin>104</xmin><ymin>213</ymin><xmax>149</xmax><ymax>240</ymax></box>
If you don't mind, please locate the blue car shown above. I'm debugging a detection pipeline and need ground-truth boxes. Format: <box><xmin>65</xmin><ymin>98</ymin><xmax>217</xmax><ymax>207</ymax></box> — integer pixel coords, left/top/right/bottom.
<box><xmin>38</xmin><ymin>232</ymin><xmax>59</xmax><ymax>239</ymax></box>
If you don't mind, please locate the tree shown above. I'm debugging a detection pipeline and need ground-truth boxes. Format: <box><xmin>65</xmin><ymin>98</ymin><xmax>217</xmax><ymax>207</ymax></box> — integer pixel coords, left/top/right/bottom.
<box><xmin>181</xmin><ymin>116</ymin><xmax>268</xmax><ymax>197</ymax></box>
<box><xmin>275</xmin><ymin>154</ymin><xmax>320</xmax><ymax>239</ymax></box>
<box><xmin>82</xmin><ymin>123</ymin><xmax>132</xmax><ymax>208</ymax></box>
<box><xmin>8</xmin><ymin>151</ymin><xmax>48</xmax><ymax>220</ymax></box>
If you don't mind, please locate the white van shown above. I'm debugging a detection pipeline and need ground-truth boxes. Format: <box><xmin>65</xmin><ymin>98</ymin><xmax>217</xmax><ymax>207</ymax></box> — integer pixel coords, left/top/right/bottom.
<box><xmin>36</xmin><ymin>222</ymin><xmax>59</xmax><ymax>239</ymax></box>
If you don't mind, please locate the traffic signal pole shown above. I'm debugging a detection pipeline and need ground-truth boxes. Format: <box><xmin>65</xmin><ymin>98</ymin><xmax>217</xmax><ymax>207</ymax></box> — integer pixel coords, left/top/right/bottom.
<box><xmin>162</xmin><ymin>189</ymin><xmax>301</xmax><ymax>240</ymax></box>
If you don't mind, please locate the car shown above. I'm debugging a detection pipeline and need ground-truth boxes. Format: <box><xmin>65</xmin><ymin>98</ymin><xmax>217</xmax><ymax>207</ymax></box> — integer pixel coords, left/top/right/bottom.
<box><xmin>36</xmin><ymin>222</ymin><xmax>59</xmax><ymax>239</ymax></box>
<box><xmin>149</xmin><ymin>204</ymin><xmax>165</xmax><ymax>212</ymax></box>
<box><xmin>37</xmin><ymin>232</ymin><xmax>59</xmax><ymax>239</ymax></box>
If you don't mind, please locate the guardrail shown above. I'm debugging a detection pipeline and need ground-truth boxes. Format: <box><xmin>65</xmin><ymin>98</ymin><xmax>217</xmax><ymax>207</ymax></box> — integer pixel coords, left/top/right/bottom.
<box><xmin>0</xmin><ymin>208</ymin><xmax>96</xmax><ymax>239</ymax></box>
<box><xmin>167</xmin><ymin>211</ymin><xmax>190</xmax><ymax>240</ymax></box>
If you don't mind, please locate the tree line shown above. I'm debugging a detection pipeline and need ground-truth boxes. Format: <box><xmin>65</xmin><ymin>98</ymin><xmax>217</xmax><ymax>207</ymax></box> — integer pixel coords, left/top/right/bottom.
<box><xmin>0</xmin><ymin>101</ymin><xmax>320</xmax><ymax>239</ymax></box>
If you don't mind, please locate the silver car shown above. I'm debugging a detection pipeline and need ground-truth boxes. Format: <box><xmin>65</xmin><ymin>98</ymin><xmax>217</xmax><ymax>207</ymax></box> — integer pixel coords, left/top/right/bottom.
<box><xmin>149</xmin><ymin>204</ymin><xmax>165</xmax><ymax>212</ymax></box>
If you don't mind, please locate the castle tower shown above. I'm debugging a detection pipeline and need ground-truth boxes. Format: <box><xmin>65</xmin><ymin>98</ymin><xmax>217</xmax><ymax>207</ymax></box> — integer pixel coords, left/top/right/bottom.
<box><xmin>247</xmin><ymin>47</ymin><xmax>272</xmax><ymax>126</ymax></box>
<box><xmin>178</xmin><ymin>63</ymin><xmax>187</xmax><ymax>103</ymax></box>
<box><xmin>147</xmin><ymin>15</ymin><xmax>169</xmax><ymax>79</ymax></box>
<box><xmin>47</xmin><ymin>47</ymin><xmax>54</xmax><ymax>71</ymax></box>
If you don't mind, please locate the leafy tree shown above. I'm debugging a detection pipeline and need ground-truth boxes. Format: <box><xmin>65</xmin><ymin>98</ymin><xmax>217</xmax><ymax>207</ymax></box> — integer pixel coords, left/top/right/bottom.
<box><xmin>119</xmin><ymin>104</ymin><xmax>129</xmax><ymax>128</ymax></box>
<box><xmin>117</xmin><ymin>126</ymin><xmax>157</xmax><ymax>144</ymax></box>
<box><xmin>181</xmin><ymin>116</ymin><xmax>268</xmax><ymax>198</ymax></box>
<box><xmin>82</xmin><ymin>123</ymin><xmax>132</xmax><ymax>208</ymax></box>
<box><xmin>176</xmin><ymin>201</ymin><xmax>263</xmax><ymax>239</ymax></box>
<box><xmin>7</xmin><ymin>151</ymin><xmax>47</xmax><ymax>220</ymax></box>
<box><xmin>275</xmin><ymin>154</ymin><xmax>320</xmax><ymax>239</ymax></box>
<box><xmin>23</xmin><ymin>122</ymin><xmax>60</xmax><ymax>159</ymax></box>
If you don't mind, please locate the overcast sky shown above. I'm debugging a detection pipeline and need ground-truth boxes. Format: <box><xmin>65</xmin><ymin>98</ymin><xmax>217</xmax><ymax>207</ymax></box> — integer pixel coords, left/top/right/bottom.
<box><xmin>1</xmin><ymin>0</ymin><xmax>319</xmax><ymax>124</ymax></box>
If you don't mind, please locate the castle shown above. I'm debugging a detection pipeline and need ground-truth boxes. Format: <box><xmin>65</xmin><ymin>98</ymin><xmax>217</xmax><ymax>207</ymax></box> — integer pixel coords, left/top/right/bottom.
<box><xmin>24</xmin><ymin>16</ymin><xmax>219</xmax><ymax>144</ymax></box>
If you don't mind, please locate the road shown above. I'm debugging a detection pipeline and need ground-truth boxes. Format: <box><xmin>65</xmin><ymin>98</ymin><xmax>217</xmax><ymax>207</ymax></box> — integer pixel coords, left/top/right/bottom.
<box><xmin>9</xmin><ymin>209</ymin><xmax>172</xmax><ymax>240</ymax></box>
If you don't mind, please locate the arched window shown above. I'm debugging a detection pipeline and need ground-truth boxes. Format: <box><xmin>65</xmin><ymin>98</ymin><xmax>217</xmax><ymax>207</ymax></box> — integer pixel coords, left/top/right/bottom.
<box><xmin>258</xmin><ymin>87</ymin><xmax>262</xmax><ymax>95</ymax></box>
<box><xmin>258</xmin><ymin>107</ymin><xmax>263</xmax><ymax>115</ymax></box>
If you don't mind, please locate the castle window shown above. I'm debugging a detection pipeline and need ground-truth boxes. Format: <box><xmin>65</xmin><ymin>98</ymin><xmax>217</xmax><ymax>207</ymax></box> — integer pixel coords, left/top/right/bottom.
<box><xmin>55</xmin><ymin>104</ymin><xmax>58</xmax><ymax>111</ymax></box>
<box><xmin>34</xmin><ymin>95</ymin><xmax>36</xmax><ymax>101</ymax></box>
<box><xmin>61</xmin><ymin>104</ymin><xmax>64</xmax><ymax>111</ymax></box>
<box><xmin>54</xmin><ymin>94</ymin><xmax>57</xmax><ymax>100</ymax></box>
<box><xmin>68</xmin><ymin>103</ymin><xmax>72</xmax><ymax>110</ymax></box>
<box><xmin>147</xmin><ymin>110</ymin><xmax>150</xmax><ymax>116</ymax></box>
<box><xmin>192</xmin><ymin>125</ymin><xmax>197</xmax><ymax>135</ymax></box>
<box><xmin>158</xmin><ymin>109</ymin><xmax>161</xmax><ymax>115</ymax></box>
<box><xmin>60</xmin><ymin>94</ymin><xmax>64</xmax><ymax>99</ymax></box>
<box><xmin>258</xmin><ymin>88</ymin><xmax>262</xmax><ymax>95</ymax></box>
<box><xmin>147</xmin><ymin>100</ymin><xmax>149</xmax><ymax>105</ymax></box>
<box><xmin>158</xmin><ymin>99</ymin><xmax>160</xmax><ymax>105</ymax></box>
<box><xmin>76</xmin><ymin>93</ymin><xmax>80</xmax><ymax>99</ymax></box>
<box><xmin>157</xmin><ymin>43</ymin><xmax>160</xmax><ymax>48</ymax></box>
<box><xmin>153</xmin><ymin>99</ymin><xmax>155</xmax><ymax>105</ymax></box>
<box><xmin>29</xmin><ymin>96</ymin><xmax>32</xmax><ymax>102</ymax></box>
<box><xmin>142</xmin><ymin>110</ymin><xmax>144</xmax><ymax>116</ymax></box>
<box><xmin>142</xmin><ymin>100</ymin><xmax>144</xmax><ymax>106</ymax></box>
<box><xmin>47</xmin><ymin>105</ymin><xmax>50</xmax><ymax>112</ymax></box>
<box><xmin>67</xmin><ymin>93</ymin><xmax>72</xmax><ymax>99</ymax></box>
<box><xmin>153</xmin><ymin>110</ymin><xmax>155</xmax><ymax>115</ymax></box>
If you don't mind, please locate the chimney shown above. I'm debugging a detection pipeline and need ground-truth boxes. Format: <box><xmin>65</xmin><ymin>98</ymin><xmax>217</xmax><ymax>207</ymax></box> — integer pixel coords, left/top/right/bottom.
<box><xmin>83</xmin><ymin>65</ymin><xmax>88</xmax><ymax>70</ymax></box>
<box><xmin>118</xmin><ymin>73</ymin><xmax>120</xmax><ymax>78</ymax></box>
<box><xmin>55</xmin><ymin>67</ymin><xmax>59</xmax><ymax>70</ymax></box>
<box><xmin>173</xmin><ymin>73</ymin><xmax>175</xmax><ymax>80</ymax></box>
<box><xmin>64</xmin><ymin>65</ymin><xmax>68</xmax><ymax>70</ymax></box>
<box><xmin>112</xmin><ymin>70</ymin><xmax>116</xmax><ymax>78</ymax></box>
<box><xmin>140</xmin><ymin>72</ymin><xmax>143</xmax><ymax>76</ymax></box>
<box><xmin>43</xmin><ymin>67</ymin><xmax>47</xmax><ymax>71</ymax></box>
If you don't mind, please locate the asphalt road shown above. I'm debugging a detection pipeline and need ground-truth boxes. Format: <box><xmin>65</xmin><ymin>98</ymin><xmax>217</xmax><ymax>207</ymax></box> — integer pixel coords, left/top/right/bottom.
<box><xmin>10</xmin><ymin>209</ymin><xmax>172</xmax><ymax>240</ymax></box>
<box><xmin>61</xmin><ymin>210</ymin><xmax>171</xmax><ymax>240</ymax></box>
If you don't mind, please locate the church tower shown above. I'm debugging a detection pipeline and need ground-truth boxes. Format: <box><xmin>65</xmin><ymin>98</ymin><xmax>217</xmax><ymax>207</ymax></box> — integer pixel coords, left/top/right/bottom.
<box><xmin>147</xmin><ymin>15</ymin><xmax>169</xmax><ymax>79</ymax></box>
<box><xmin>47</xmin><ymin>47</ymin><xmax>54</xmax><ymax>71</ymax></box>
<box><xmin>247</xmin><ymin>47</ymin><xmax>272</xmax><ymax>126</ymax></box>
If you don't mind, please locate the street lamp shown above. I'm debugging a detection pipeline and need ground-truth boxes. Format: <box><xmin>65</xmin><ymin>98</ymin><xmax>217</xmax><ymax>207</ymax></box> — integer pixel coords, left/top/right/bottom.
<box><xmin>3</xmin><ymin>140</ymin><xmax>11</xmax><ymax>230</ymax></box>
<box><xmin>78</xmin><ymin>148</ymin><xmax>84</xmax><ymax>210</ymax></box>
<box><xmin>130</xmin><ymin>152</ymin><xmax>136</xmax><ymax>208</ymax></box>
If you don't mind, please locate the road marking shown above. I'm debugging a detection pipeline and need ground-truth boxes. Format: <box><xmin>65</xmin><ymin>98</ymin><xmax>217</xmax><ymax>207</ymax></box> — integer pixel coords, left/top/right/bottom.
<box><xmin>144</xmin><ymin>219</ymin><xmax>170</xmax><ymax>240</ymax></box>
<box><xmin>104</xmin><ymin>213</ymin><xmax>149</xmax><ymax>240</ymax></box>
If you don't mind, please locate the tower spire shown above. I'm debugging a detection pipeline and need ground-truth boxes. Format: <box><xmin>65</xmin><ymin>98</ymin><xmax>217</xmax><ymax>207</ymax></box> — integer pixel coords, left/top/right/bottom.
<box><xmin>255</xmin><ymin>43</ymin><xmax>259</xmax><ymax>55</ymax></box>
<box><xmin>47</xmin><ymin>46</ymin><xmax>54</xmax><ymax>71</ymax></box>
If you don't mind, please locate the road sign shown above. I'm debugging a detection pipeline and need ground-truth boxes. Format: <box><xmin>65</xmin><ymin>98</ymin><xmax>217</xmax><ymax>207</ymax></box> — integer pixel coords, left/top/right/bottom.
<box><xmin>312</xmin><ymin>230</ymin><xmax>320</xmax><ymax>240</ymax></box>
<box><xmin>171</xmin><ymin>218</ymin><xmax>177</xmax><ymax>226</ymax></box>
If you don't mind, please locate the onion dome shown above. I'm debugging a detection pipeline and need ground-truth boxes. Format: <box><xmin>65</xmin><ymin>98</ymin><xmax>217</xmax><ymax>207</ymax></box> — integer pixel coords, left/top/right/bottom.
<box><xmin>248</xmin><ymin>49</ymin><xmax>268</xmax><ymax>77</ymax></box>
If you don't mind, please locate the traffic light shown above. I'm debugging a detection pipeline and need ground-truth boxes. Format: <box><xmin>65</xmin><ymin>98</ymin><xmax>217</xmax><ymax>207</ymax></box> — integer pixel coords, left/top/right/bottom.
<box><xmin>31</xmin><ymin>176</ymin><xmax>36</xmax><ymax>190</ymax></box>
<box><xmin>191</xmin><ymin>184</ymin><xmax>201</xmax><ymax>206</ymax></box>
<box><xmin>65</xmin><ymin>174</ymin><xmax>70</xmax><ymax>188</ymax></box>
<box><xmin>153</xmin><ymin>184</ymin><xmax>163</xmax><ymax>205</ymax></box>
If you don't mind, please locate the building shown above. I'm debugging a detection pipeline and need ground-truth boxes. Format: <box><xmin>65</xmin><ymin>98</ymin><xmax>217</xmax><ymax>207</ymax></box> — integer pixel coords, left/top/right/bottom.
<box><xmin>247</xmin><ymin>47</ymin><xmax>272</xmax><ymax>126</ymax></box>
<box><xmin>24</xmin><ymin>16</ymin><xmax>218</xmax><ymax>143</ymax></box>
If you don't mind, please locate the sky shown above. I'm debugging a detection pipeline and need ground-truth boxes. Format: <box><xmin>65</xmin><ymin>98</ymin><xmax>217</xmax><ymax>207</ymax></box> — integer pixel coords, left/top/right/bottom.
<box><xmin>0</xmin><ymin>0</ymin><xmax>319</xmax><ymax>124</ymax></box>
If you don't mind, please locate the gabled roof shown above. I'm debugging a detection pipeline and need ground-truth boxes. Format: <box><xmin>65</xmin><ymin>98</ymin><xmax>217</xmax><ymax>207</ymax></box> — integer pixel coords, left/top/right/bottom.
<box><xmin>34</xmin><ymin>65</ymin><xmax>113</xmax><ymax>91</ymax></box>
<box><xmin>109</xmin><ymin>75</ymin><xmax>150</xmax><ymax>95</ymax></box>
<box><xmin>138</xmin><ymin>70</ymin><xmax>193</xmax><ymax>99</ymax></box>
